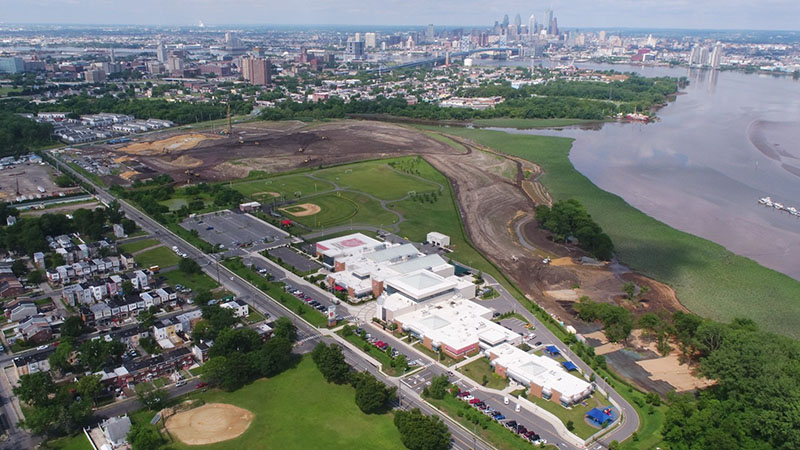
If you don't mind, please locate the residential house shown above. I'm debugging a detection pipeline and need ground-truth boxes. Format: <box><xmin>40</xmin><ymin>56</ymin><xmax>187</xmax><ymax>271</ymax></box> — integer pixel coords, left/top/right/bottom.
<box><xmin>12</xmin><ymin>348</ymin><xmax>54</xmax><ymax>376</ymax></box>
<box><xmin>101</xmin><ymin>415</ymin><xmax>132</xmax><ymax>448</ymax></box>
<box><xmin>18</xmin><ymin>314</ymin><xmax>53</xmax><ymax>344</ymax></box>
<box><xmin>6</xmin><ymin>300</ymin><xmax>38</xmax><ymax>322</ymax></box>
<box><xmin>221</xmin><ymin>299</ymin><xmax>249</xmax><ymax>318</ymax></box>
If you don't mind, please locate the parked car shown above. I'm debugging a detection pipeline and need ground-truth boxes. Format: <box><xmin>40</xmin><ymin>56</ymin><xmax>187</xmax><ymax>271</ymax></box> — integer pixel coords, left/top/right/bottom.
<box><xmin>175</xmin><ymin>380</ymin><xmax>187</xmax><ymax>387</ymax></box>
<box><xmin>493</xmin><ymin>413</ymin><xmax>505</xmax><ymax>421</ymax></box>
<box><xmin>504</xmin><ymin>420</ymin><xmax>517</xmax><ymax>430</ymax></box>
<box><xmin>195</xmin><ymin>382</ymin><xmax>208</xmax><ymax>389</ymax></box>
<box><xmin>469</xmin><ymin>398</ymin><xmax>481</xmax><ymax>405</ymax></box>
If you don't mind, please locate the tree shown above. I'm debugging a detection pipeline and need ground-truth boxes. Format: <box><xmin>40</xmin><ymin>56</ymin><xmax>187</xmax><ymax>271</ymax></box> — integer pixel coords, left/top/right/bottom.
<box><xmin>622</xmin><ymin>282</ymin><xmax>636</xmax><ymax>300</ymax></box>
<box><xmin>352</xmin><ymin>371</ymin><xmax>396</xmax><ymax>414</ymax></box>
<box><xmin>272</xmin><ymin>316</ymin><xmax>297</xmax><ymax>341</ymax></box>
<box><xmin>137</xmin><ymin>309</ymin><xmax>157</xmax><ymax>329</ymax></box>
<box><xmin>13</xmin><ymin>372</ymin><xmax>55</xmax><ymax>407</ymax></box>
<box><xmin>61</xmin><ymin>316</ymin><xmax>86</xmax><ymax>339</ymax></box>
<box><xmin>11</xmin><ymin>258</ymin><xmax>28</xmax><ymax>277</ymax></box>
<box><xmin>426</xmin><ymin>374</ymin><xmax>450</xmax><ymax>400</ymax></box>
<box><xmin>106</xmin><ymin>200</ymin><xmax>124</xmax><ymax>224</ymax></box>
<box><xmin>49</xmin><ymin>340</ymin><xmax>74</xmax><ymax>374</ymax></box>
<box><xmin>395</xmin><ymin>354</ymin><xmax>408</xmax><ymax>373</ymax></box>
<box><xmin>128</xmin><ymin>423</ymin><xmax>165</xmax><ymax>450</ymax></box>
<box><xmin>179</xmin><ymin>257</ymin><xmax>201</xmax><ymax>274</ymax></box>
<box><xmin>78</xmin><ymin>339</ymin><xmax>125</xmax><ymax>371</ymax></box>
<box><xmin>394</xmin><ymin>408</ymin><xmax>451</xmax><ymax>450</ymax></box>
<box><xmin>76</xmin><ymin>374</ymin><xmax>103</xmax><ymax>406</ymax></box>
<box><xmin>135</xmin><ymin>384</ymin><xmax>167</xmax><ymax>411</ymax></box>
<box><xmin>254</xmin><ymin>337</ymin><xmax>294</xmax><ymax>377</ymax></box>
<box><xmin>311</xmin><ymin>343</ymin><xmax>350</xmax><ymax>384</ymax></box>
<box><xmin>209</xmin><ymin>328</ymin><xmax>262</xmax><ymax>358</ymax></box>
<box><xmin>26</xmin><ymin>270</ymin><xmax>43</xmax><ymax>284</ymax></box>
<box><xmin>121</xmin><ymin>280</ymin><xmax>135</xmax><ymax>296</ymax></box>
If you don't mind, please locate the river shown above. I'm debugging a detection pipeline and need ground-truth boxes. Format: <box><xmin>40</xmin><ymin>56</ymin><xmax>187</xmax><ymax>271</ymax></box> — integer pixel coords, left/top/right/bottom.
<box><xmin>479</xmin><ymin>60</ymin><xmax>800</xmax><ymax>280</ymax></box>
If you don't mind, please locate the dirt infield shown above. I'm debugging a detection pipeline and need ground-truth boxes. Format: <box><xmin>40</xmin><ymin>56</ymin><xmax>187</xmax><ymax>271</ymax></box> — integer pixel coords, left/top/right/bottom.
<box><xmin>281</xmin><ymin>203</ymin><xmax>321</xmax><ymax>217</ymax></box>
<box><xmin>165</xmin><ymin>403</ymin><xmax>254</xmax><ymax>445</ymax></box>
<box><xmin>120</xmin><ymin>133</ymin><xmax>219</xmax><ymax>156</ymax></box>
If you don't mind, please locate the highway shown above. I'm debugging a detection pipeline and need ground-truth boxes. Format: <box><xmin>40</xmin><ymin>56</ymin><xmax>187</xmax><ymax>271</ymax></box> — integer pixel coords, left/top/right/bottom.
<box><xmin>49</xmin><ymin>150</ymin><xmax>496</xmax><ymax>450</ymax></box>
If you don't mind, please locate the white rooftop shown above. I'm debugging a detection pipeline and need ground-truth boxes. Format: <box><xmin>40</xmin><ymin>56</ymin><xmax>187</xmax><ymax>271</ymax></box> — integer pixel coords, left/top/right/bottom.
<box><xmin>387</xmin><ymin>269</ymin><xmax>457</xmax><ymax>299</ymax></box>
<box><xmin>396</xmin><ymin>297</ymin><xmax>520</xmax><ymax>354</ymax></box>
<box><xmin>316</xmin><ymin>233</ymin><xmax>383</xmax><ymax>258</ymax></box>
<box><xmin>488</xmin><ymin>343</ymin><xmax>593</xmax><ymax>404</ymax></box>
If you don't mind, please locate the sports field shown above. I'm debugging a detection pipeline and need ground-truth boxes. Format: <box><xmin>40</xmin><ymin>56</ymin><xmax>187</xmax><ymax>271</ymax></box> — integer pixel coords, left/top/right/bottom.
<box><xmin>232</xmin><ymin>174</ymin><xmax>335</xmax><ymax>200</ymax></box>
<box><xmin>430</xmin><ymin>126</ymin><xmax>800</xmax><ymax>338</ymax></box>
<box><xmin>166</xmin><ymin>357</ymin><xmax>402</xmax><ymax>450</ymax></box>
<box><xmin>314</xmin><ymin>160</ymin><xmax>441</xmax><ymax>200</ymax></box>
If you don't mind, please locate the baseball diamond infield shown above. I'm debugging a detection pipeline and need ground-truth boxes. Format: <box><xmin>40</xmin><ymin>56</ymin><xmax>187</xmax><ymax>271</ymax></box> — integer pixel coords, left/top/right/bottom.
<box><xmin>280</xmin><ymin>203</ymin><xmax>321</xmax><ymax>217</ymax></box>
<box><xmin>165</xmin><ymin>403</ymin><xmax>254</xmax><ymax>445</ymax></box>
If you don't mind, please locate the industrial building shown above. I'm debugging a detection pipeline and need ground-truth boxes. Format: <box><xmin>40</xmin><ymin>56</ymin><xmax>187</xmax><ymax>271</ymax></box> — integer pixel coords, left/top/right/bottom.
<box><xmin>486</xmin><ymin>343</ymin><xmax>594</xmax><ymax>406</ymax></box>
<box><xmin>393</xmin><ymin>297</ymin><xmax>520</xmax><ymax>360</ymax></box>
<box><xmin>315</xmin><ymin>233</ymin><xmax>385</xmax><ymax>267</ymax></box>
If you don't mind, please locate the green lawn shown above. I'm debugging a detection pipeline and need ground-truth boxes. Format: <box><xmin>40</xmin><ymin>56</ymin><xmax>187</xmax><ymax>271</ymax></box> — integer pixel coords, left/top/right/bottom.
<box><xmin>166</xmin><ymin>357</ymin><xmax>402</xmax><ymax>450</ymax></box>
<box><xmin>232</xmin><ymin>174</ymin><xmax>335</xmax><ymax>200</ymax></box>
<box><xmin>472</xmin><ymin>118</ymin><xmax>597</xmax><ymax>129</ymax></box>
<box><xmin>314</xmin><ymin>159</ymin><xmax>441</xmax><ymax>200</ymax></box>
<box><xmin>427</xmin><ymin>126</ymin><xmax>800</xmax><ymax>339</ymax></box>
<box><xmin>159</xmin><ymin>197</ymin><xmax>189</xmax><ymax>211</ymax></box>
<box><xmin>42</xmin><ymin>435</ymin><xmax>93</xmax><ymax>450</ymax></box>
<box><xmin>135</xmin><ymin>246</ymin><xmax>182</xmax><ymax>268</ymax></box>
<box><xmin>162</xmin><ymin>270</ymin><xmax>220</xmax><ymax>292</ymax></box>
<box><xmin>521</xmin><ymin>392</ymin><xmax>604</xmax><ymax>439</ymax></box>
<box><xmin>458</xmin><ymin>357</ymin><xmax>509</xmax><ymax>390</ymax></box>
<box><xmin>119</xmin><ymin>238</ymin><xmax>160</xmax><ymax>254</ymax></box>
<box><xmin>412</xmin><ymin>342</ymin><xmax>459</xmax><ymax>367</ymax></box>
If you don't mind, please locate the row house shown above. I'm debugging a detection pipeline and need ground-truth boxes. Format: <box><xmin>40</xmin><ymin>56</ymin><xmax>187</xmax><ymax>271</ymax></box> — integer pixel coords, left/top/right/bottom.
<box><xmin>96</xmin><ymin>347</ymin><xmax>194</xmax><ymax>387</ymax></box>
<box><xmin>62</xmin><ymin>274</ymin><xmax>128</xmax><ymax>306</ymax></box>
<box><xmin>220</xmin><ymin>299</ymin><xmax>250</xmax><ymax>318</ymax></box>
<box><xmin>49</xmin><ymin>256</ymin><xmax>126</xmax><ymax>284</ymax></box>
<box><xmin>109</xmin><ymin>325</ymin><xmax>150</xmax><ymax>347</ymax></box>
<box><xmin>5</xmin><ymin>300</ymin><xmax>39</xmax><ymax>322</ymax></box>
<box><xmin>176</xmin><ymin>309</ymin><xmax>203</xmax><ymax>332</ymax></box>
<box><xmin>153</xmin><ymin>317</ymin><xmax>183</xmax><ymax>341</ymax></box>
<box><xmin>18</xmin><ymin>314</ymin><xmax>54</xmax><ymax>344</ymax></box>
<box><xmin>13</xmin><ymin>348</ymin><xmax>54</xmax><ymax>376</ymax></box>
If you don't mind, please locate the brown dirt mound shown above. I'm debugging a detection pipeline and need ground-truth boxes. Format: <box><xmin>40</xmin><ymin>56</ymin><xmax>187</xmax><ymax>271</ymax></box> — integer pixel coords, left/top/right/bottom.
<box><xmin>120</xmin><ymin>133</ymin><xmax>218</xmax><ymax>156</ymax></box>
<box><xmin>170</xmin><ymin>155</ymin><xmax>204</xmax><ymax>168</ymax></box>
<box><xmin>165</xmin><ymin>403</ymin><xmax>254</xmax><ymax>445</ymax></box>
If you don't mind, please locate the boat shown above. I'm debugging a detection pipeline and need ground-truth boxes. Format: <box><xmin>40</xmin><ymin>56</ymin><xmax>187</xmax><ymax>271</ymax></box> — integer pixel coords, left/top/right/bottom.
<box><xmin>757</xmin><ymin>196</ymin><xmax>800</xmax><ymax>217</ymax></box>
<box><xmin>774</xmin><ymin>202</ymin><xmax>784</xmax><ymax>210</ymax></box>
<box><xmin>624</xmin><ymin>112</ymin><xmax>651</xmax><ymax>122</ymax></box>
<box><xmin>759</xmin><ymin>196</ymin><xmax>773</xmax><ymax>206</ymax></box>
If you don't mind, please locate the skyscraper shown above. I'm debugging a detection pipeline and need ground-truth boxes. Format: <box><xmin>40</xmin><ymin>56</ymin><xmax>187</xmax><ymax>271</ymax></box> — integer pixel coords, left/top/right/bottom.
<box><xmin>710</xmin><ymin>43</ymin><xmax>723</xmax><ymax>69</ymax></box>
<box><xmin>502</xmin><ymin>14</ymin><xmax>509</xmax><ymax>29</ymax></box>
<box><xmin>241</xmin><ymin>56</ymin><xmax>271</xmax><ymax>85</ymax></box>
<box><xmin>543</xmin><ymin>8</ymin><xmax>553</xmax><ymax>34</ymax></box>
<box><xmin>427</xmin><ymin>24</ymin><xmax>435</xmax><ymax>42</ymax></box>
<box><xmin>365</xmin><ymin>32</ymin><xmax>377</xmax><ymax>49</ymax></box>
<box><xmin>528</xmin><ymin>14</ymin><xmax>536</xmax><ymax>38</ymax></box>
<box><xmin>157</xmin><ymin>42</ymin><xmax>168</xmax><ymax>63</ymax></box>
<box><xmin>514</xmin><ymin>14</ymin><xmax>522</xmax><ymax>34</ymax></box>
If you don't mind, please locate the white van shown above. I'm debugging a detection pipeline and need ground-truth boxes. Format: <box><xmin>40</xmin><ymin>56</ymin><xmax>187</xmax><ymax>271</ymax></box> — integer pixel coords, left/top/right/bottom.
<box><xmin>504</xmin><ymin>397</ymin><xmax>509</xmax><ymax>405</ymax></box>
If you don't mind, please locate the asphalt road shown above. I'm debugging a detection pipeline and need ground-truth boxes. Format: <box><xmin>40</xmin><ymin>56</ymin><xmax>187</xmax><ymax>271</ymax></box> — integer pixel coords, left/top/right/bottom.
<box><xmin>50</xmin><ymin>152</ymin><xmax>494</xmax><ymax>450</ymax></box>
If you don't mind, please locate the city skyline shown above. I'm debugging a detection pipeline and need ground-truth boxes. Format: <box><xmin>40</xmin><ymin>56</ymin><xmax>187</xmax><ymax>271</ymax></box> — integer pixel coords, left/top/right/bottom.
<box><xmin>1</xmin><ymin>0</ymin><xmax>799</xmax><ymax>31</ymax></box>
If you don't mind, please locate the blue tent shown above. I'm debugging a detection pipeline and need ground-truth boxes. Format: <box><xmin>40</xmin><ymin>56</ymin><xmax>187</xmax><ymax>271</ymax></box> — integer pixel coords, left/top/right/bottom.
<box><xmin>545</xmin><ymin>345</ymin><xmax>560</xmax><ymax>355</ymax></box>
<box><xmin>562</xmin><ymin>361</ymin><xmax>578</xmax><ymax>371</ymax></box>
<box><xmin>586</xmin><ymin>408</ymin><xmax>612</xmax><ymax>425</ymax></box>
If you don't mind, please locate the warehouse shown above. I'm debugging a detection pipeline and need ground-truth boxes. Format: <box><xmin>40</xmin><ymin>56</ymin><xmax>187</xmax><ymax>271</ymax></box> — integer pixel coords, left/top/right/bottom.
<box><xmin>393</xmin><ymin>297</ymin><xmax>521</xmax><ymax>360</ymax></box>
<box><xmin>486</xmin><ymin>343</ymin><xmax>594</xmax><ymax>406</ymax></box>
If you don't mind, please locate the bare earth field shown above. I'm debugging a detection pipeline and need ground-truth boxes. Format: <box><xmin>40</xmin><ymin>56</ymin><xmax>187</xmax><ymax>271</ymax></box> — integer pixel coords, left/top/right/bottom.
<box><xmin>86</xmin><ymin>121</ymin><xmax>461</xmax><ymax>183</ymax></box>
<box><xmin>165</xmin><ymin>402</ymin><xmax>254</xmax><ymax>445</ymax></box>
<box><xmin>0</xmin><ymin>163</ymin><xmax>80</xmax><ymax>201</ymax></box>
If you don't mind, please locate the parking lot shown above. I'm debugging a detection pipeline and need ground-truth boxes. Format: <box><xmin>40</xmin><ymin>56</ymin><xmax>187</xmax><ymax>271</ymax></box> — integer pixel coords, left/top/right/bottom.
<box><xmin>182</xmin><ymin>210</ymin><xmax>292</xmax><ymax>255</ymax></box>
<box><xmin>268</xmin><ymin>246</ymin><xmax>321</xmax><ymax>273</ymax></box>
<box><xmin>242</xmin><ymin>255</ymin><xmax>344</xmax><ymax>319</ymax></box>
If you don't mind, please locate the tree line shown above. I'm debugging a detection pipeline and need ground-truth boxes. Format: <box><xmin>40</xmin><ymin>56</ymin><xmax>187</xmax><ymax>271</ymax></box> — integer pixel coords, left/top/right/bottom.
<box><xmin>535</xmin><ymin>199</ymin><xmax>614</xmax><ymax>260</ymax></box>
<box><xmin>0</xmin><ymin>111</ymin><xmax>55</xmax><ymax>157</ymax></box>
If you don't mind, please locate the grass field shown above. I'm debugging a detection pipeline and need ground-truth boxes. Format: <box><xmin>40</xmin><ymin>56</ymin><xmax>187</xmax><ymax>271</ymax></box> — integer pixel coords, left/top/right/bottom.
<box><xmin>159</xmin><ymin>197</ymin><xmax>189</xmax><ymax>211</ymax></box>
<box><xmin>472</xmin><ymin>118</ymin><xmax>598</xmax><ymax>129</ymax></box>
<box><xmin>119</xmin><ymin>238</ymin><xmax>160</xmax><ymax>254</ymax></box>
<box><xmin>43</xmin><ymin>435</ymin><xmax>92</xmax><ymax>450</ymax></box>
<box><xmin>458</xmin><ymin>358</ymin><xmax>509</xmax><ymax>390</ymax></box>
<box><xmin>232</xmin><ymin>174</ymin><xmax>335</xmax><ymax>200</ymax></box>
<box><xmin>427</xmin><ymin>126</ymin><xmax>800</xmax><ymax>339</ymax></box>
<box><xmin>283</xmin><ymin>193</ymin><xmax>358</xmax><ymax>227</ymax></box>
<box><xmin>161</xmin><ymin>270</ymin><xmax>220</xmax><ymax>292</ymax></box>
<box><xmin>314</xmin><ymin>160</ymin><xmax>441</xmax><ymax>200</ymax></box>
<box><xmin>166</xmin><ymin>357</ymin><xmax>402</xmax><ymax>450</ymax></box>
<box><xmin>135</xmin><ymin>246</ymin><xmax>182</xmax><ymax>268</ymax></box>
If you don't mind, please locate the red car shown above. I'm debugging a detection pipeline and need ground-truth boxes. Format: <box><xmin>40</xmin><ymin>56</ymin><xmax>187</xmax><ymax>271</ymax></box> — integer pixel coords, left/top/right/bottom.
<box><xmin>469</xmin><ymin>398</ymin><xmax>481</xmax><ymax>404</ymax></box>
<box><xmin>195</xmin><ymin>382</ymin><xmax>208</xmax><ymax>389</ymax></box>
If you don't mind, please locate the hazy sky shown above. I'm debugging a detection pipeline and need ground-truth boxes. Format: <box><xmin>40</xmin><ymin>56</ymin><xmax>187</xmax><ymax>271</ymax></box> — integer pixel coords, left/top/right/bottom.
<box><xmin>1</xmin><ymin>0</ymin><xmax>798</xmax><ymax>30</ymax></box>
